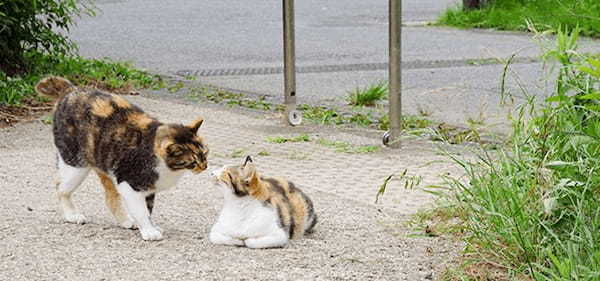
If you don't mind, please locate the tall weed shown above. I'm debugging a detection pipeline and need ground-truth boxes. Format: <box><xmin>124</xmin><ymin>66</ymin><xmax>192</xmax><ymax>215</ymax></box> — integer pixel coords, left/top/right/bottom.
<box><xmin>442</xmin><ymin>28</ymin><xmax>600</xmax><ymax>280</ymax></box>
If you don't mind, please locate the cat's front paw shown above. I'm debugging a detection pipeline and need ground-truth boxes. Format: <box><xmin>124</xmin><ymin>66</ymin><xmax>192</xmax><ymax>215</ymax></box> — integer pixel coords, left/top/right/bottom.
<box><xmin>140</xmin><ymin>227</ymin><xmax>163</xmax><ymax>241</ymax></box>
<box><xmin>64</xmin><ymin>212</ymin><xmax>87</xmax><ymax>224</ymax></box>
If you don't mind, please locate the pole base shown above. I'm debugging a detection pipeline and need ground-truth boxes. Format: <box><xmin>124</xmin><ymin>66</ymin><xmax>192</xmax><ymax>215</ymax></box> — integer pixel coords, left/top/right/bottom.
<box><xmin>287</xmin><ymin>109</ymin><xmax>302</xmax><ymax>126</ymax></box>
<box><xmin>383</xmin><ymin>131</ymin><xmax>401</xmax><ymax>148</ymax></box>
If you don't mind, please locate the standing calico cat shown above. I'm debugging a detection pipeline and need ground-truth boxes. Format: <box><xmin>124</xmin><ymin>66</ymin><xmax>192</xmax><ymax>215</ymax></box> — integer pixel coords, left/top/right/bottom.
<box><xmin>210</xmin><ymin>156</ymin><xmax>317</xmax><ymax>248</ymax></box>
<box><xmin>36</xmin><ymin>76</ymin><xmax>209</xmax><ymax>241</ymax></box>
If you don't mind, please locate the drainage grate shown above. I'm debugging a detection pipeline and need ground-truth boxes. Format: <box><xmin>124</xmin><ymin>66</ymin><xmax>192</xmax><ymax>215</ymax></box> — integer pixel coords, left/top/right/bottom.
<box><xmin>175</xmin><ymin>57</ymin><xmax>538</xmax><ymax>78</ymax></box>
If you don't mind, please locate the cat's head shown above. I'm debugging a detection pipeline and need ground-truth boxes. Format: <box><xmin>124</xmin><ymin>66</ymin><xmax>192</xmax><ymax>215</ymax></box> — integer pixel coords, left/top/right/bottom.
<box><xmin>155</xmin><ymin>117</ymin><xmax>209</xmax><ymax>173</ymax></box>
<box><xmin>211</xmin><ymin>156</ymin><xmax>259</xmax><ymax>197</ymax></box>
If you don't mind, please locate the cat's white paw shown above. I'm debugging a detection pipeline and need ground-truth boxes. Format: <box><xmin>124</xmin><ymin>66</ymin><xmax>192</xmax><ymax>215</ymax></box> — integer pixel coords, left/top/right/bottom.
<box><xmin>244</xmin><ymin>234</ymin><xmax>288</xmax><ymax>249</ymax></box>
<box><xmin>140</xmin><ymin>227</ymin><xmax>163</xmax><ymax>241</ymax></box>
<box><xmin>64</xmin><ymin>212</ymin><xmax>87</xmax><ymax>224</ymax></box>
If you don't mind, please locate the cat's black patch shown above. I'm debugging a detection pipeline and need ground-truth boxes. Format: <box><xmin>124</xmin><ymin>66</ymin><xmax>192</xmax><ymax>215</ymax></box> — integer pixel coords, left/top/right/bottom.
<box><xmin>229</xmin><ymin>174</ymin><xmax>248</xmax><ymax>197</ymax></box>
<box><xmin>306</xmin><ymin>213</ymin><xmax>318</xmax><ymax>234</ymax></box>
<box><xmin>263</xmin><ymin>178</ymin><xmax>286</xmax><ymax>196</ymax></box>
<box><xmin>274</xmin><ymin>204</ymin><xmax>289</xmax><ymax>236</ymax></box>
<box><xmin>146</xmin><ymin>193</ymin><xmax>155</xmax><ymax>214</ymax></box>
<box><xmin>288</xmin><ymin>215</ymin><xmax>296</xmax><ymax>239</ymax></box>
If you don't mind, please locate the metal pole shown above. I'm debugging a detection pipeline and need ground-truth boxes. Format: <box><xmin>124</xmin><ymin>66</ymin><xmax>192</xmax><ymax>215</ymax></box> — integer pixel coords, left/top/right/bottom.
<box><xmin>283</xmin><ymin>0</ymin><xmax>301</xmax><ymax>126</ymax></box>
<box><xmin>386</xmin><ymin>0</ymin><xmax>402</xmax><ymax>148</ymax></box>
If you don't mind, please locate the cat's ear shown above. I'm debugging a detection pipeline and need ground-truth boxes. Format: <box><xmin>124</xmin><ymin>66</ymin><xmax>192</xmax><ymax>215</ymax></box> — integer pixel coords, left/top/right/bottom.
<box><xmin>243</xmin><ymin>155</ymin><xmax>253</xmax><ymax>166</ymax></box>
<box><xmin>243</xmin><ymin>171</ymin><xmax>259</xmax><ymax>188</ymax></box>
<box><xmin>242</xmin><ymin>162</ymin><xmax>258</xmax><ymax>187</ymax></box>
<box><xmin>187</xmin><ymin>117</ymin><xmax>204</xmax><ymax>134</ymax></box>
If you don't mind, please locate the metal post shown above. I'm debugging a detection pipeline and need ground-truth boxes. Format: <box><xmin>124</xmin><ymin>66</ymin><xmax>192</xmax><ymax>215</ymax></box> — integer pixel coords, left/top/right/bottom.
<box><xmin>386</xmin><ymin>0</ymin><xmax>402</xmax><ymax>148</ymax></box>
<box><xmin>283</xmin><ymin>0</ymin><xmax>301</xmax><ymax>126</ymax></box>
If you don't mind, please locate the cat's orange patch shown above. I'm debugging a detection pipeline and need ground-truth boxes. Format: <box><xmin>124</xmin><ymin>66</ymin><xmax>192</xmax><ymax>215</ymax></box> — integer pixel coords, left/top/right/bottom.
<box><xmin>85</xmin><ymin>132</ymin><xmax>97</xmax><ymax>164</ymax></box>
<box><xmin>112</xmin><ymin>95</ymin><xmax>132</xmax><ymax>109</ymax></box>
<box><xmin>154</xmin><ymin>126</ymin><xmax>174</xmax><ymax>158</ymax></box>
<box><xmin>289</xmin><ymin>193</ymin><xmax>307</xmax><ymax>239</ymax></box>
<box><xmin>91</xmin><ymin>98</ymin><xmax>114</xmax><ymax>117</ymax></box>
<box><xmin>128</xmin><ymin>112</ymin><xmax>153</xmax><ymax>129</ymax></box>
<box><xmin>96</xmin><ymin>170</ymin><xmax>129</xmax><ymax>223</ymax></box>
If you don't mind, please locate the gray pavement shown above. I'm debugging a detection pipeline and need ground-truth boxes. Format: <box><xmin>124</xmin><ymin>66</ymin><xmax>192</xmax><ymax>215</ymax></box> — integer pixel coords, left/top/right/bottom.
<box><xmin>0</xmin><ymin>95</ymin><xmax>463</xmax><ymax>280</ymax></box>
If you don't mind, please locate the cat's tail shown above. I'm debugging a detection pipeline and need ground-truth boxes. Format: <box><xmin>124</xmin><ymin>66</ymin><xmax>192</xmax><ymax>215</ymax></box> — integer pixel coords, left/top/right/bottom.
<box><xmin>35</xmin><ymin>76</ymin><xmax>75</xmax><ymax>100</ymax></box>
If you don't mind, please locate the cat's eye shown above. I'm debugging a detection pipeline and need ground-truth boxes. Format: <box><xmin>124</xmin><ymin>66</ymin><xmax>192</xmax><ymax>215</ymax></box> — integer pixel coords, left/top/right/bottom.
<box><xmin>175</xmin><ymin>161</ymin><xmax>186</xmax><ymax>166</ymax></box>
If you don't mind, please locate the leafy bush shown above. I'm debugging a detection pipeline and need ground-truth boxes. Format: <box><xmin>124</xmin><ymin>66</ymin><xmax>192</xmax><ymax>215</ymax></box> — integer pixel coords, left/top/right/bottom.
<box><xmin>0</xmin><ymin>0</ymin><xmax>94</xmax><ymax>76</ymax></box>
<box><xmin>440</xmin><ymin>28</ymin><xmax>600</xmax><ymax>280</ymax></box>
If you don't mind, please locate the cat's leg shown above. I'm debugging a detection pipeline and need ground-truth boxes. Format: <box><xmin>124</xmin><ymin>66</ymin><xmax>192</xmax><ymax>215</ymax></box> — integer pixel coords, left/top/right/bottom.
<box><xmin>96</xmin><ymin>171</ymin><xmax>136</xmax><ymax>229</ymax></box>
<box><xmin>56</xmin><ymin>156</ymin><xmax>90</xmax><ymax>224</ymax></box>
<box><xmin>244</xmin><ymin>229</ymin><xmax>289</xmax><ymax>249</ymax></box>
<box><xmin>209</xmin><ymin>229</ymin><xmax>245</xmax><ymax>246</ymax></box>
<box><xmin>145</xmin><ymin>194</ymin><xmax>162</xmax><ymax>232</ymax></box>
<box><xmin>116</xmin><ymin>182</ymin><xmax>162</xmax><ymax>241</ymax></box>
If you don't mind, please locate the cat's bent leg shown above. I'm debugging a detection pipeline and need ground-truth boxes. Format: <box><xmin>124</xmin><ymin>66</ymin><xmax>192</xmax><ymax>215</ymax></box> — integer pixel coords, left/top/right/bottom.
<box><xmin>56</xmin><ymin>156</ymin><xmax>90</xmax><ymax>224</ymax></box>
<box><xmin>209</xmin><ymin>230</ymin><xmax>245</xmax><ymax>246</ymax></box>
<box><xmin>96</xmin><ymin>171</ymin><xmax>136</xmax><ymax>229</ymax></box>
<box><xmin>244</xmin><ymin>229</ymin><xmax>289</xmax><ymax>249</ymax></box>
<box><xmin>116</xmin><ymin>182</ymin><xmax>162</xmax><ymax>241</ymax></box>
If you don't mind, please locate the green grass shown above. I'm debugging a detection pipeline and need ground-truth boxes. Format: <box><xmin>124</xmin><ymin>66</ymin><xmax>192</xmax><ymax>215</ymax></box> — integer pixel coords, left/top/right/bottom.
<box><xmin>439</xmin><ymin>0</ymin><xmax>600</xmax><ymax>37</ymax></box>
<box><xmin>230</xmin><ymin>148</ymin><xmax>246</xmax><ymax>158</ymax></box>
<box><xmin>435</xmin><ymin>28</ymin><xmax>600</xmax><ymax>280</ymax></box>
<box><xmin>0</xmin><ymin>51</ymin><xmax>163</xmax><ymax>105</ymax></box>
<box><xmin>347</xmin><ymin>81</ymin><xmax>388</xmax><ymax>106</ymax></box>
<box><xmin>317</xmin><ymin>138</ymin><xmax>380</xmax><ymax>154</ymax></box>
<box><xmin>266</xmin><ymin>134</ymin><xmax>311</xmax><ymax>143</ymax></box>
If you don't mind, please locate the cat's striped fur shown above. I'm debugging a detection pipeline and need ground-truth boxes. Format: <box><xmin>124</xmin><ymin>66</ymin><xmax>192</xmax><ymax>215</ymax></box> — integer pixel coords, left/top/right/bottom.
<box><xmin>210</xmin><ymin>156</ymin><xmax>317</xmax><ymax>248</ymax></box>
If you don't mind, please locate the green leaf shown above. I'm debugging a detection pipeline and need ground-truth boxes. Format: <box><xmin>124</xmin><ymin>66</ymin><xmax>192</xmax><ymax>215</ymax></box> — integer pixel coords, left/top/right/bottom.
<box><xmin>546</xmin><ymin>95</ymin><xmax>568</xmax><ymax>102</ymax></box>
<box><xmin>375</xmin><ymin>174</ymin><xmax>395</xmax><ymax>204</ymax></box>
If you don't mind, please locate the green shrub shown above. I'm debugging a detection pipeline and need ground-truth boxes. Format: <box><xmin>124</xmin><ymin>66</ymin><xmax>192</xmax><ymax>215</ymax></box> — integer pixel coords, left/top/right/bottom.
<box><xmin>0</xmin><ymin>0</ymin><xmax>95</xmax><ymax>76</ymax></box>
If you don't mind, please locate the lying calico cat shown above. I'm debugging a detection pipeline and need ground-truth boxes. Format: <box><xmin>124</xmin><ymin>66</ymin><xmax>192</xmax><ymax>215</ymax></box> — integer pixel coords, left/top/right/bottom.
<box><xmin>36</xmin><ymin>76</ymin><xmax>209</xmax><ymax>241</ymax></box>
<box><xmin>210</xmin><ymin>156</ymin><xmax>317</xmax><ymax>248</ymax></box>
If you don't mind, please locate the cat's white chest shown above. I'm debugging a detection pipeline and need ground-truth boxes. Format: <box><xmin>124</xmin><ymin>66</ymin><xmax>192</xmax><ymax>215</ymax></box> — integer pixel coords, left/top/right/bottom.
<box><xmin>153</xmin><ymin>158</ymin><xmax>185</xmax><ymax>192</ymax></box>
<box><xmin>214</xmin><ymin>197</ymin><xmax>280</xmax><ymax>239</ymax></box>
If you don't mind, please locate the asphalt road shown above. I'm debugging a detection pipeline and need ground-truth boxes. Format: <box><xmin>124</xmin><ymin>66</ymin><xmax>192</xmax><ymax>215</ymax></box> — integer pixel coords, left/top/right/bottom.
<box><xmin>70</xmin><ymin>0</ymin><xmax>600</xmax><ymax>131</ymax></box>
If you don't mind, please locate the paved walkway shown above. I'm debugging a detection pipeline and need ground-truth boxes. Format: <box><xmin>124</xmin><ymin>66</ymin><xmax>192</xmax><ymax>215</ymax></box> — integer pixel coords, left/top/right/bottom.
<box><xmin>0</xmin><ymin>94</ymin><xmax>462</xmax><ymax>280</ymax></box>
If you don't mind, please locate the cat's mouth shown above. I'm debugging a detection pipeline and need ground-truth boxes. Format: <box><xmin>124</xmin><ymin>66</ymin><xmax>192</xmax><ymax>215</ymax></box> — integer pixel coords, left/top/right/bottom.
<box><xmin>191</xmin><ymin>164</ymin><xmax>207</xmax><ymax>174</ymax></box>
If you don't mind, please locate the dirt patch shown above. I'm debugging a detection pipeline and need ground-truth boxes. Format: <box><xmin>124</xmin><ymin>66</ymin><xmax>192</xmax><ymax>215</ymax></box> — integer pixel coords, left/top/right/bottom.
<box><xmin>0</xmin><ymin>98</ymin><xmax>53</xmax><ymax>128</ymax></box>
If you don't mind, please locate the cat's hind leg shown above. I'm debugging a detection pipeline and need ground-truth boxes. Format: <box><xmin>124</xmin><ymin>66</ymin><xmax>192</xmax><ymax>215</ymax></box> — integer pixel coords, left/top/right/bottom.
<box><xmin>56</xmin><ymin>155</ymin><xmax>90</xmax><ymax>224</ymax></box>
<box><xmin>244</xmin><ymin>229</ymin><xmax>289</xmax><ymax>249</ymax></box>
<box><xmin>96</xmin><ymin>171</ymin><xmax>136</xmax><ymax>229</ymax></box>
<box><xmin>209</xmin><ymin>230</ymin><xmax>245</xmax><ymax>246</ymax></box>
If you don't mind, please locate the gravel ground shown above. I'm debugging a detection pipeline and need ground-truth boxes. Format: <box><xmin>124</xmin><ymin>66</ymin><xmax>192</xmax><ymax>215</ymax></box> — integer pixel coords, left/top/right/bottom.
<box><xmin>0</xmin><ymin>95</ymin><xmax>463</xmax><ymax>281</ymax></box>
